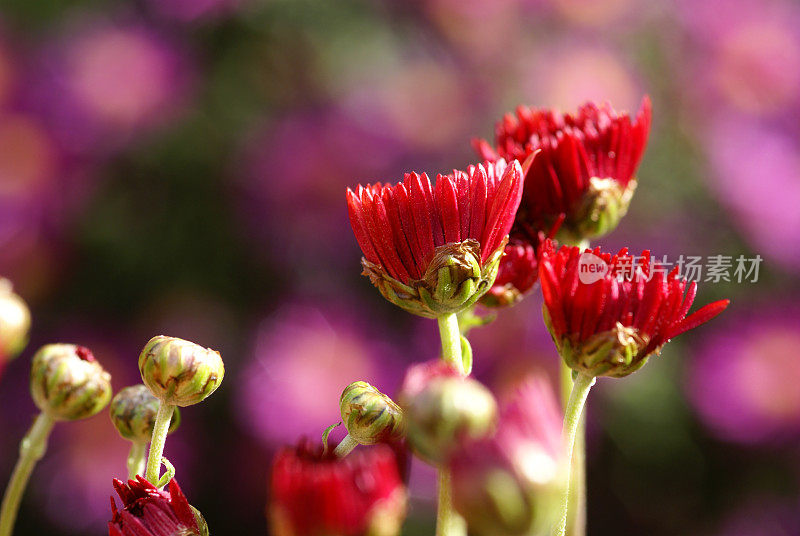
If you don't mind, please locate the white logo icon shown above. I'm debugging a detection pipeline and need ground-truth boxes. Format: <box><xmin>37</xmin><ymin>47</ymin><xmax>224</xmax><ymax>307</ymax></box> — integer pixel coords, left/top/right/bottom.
<box><xmin>578</xmin><ymin>252</ymin><xmax>609</xmax><ymax>284</ymax></box>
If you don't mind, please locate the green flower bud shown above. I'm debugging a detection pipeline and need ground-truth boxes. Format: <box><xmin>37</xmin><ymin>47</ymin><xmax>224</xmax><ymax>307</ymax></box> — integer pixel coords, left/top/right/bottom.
<box><xmin>340</xmin><ymin>381</ymin><xmax>405</xmax><ymax>445</ymax></box>
<box><xmin>0</xmin><ymin>278</ymin><xmax>31</xmax><ymax>362</ymax></box>
<box><xmin>402</xmin><ymin>376</ymin><xmax>497</xmax><ymax>465</ymax></box>
<box><xmin>110</xmin><ymin>385</ymin><xmax>181</xmax><ymax>443</ymax></box>
<box><xmin>362</xmin><ymin>239</ymin><xmax>505</xmax><ymax>319</ymax></box>
<box><xmin>30</xmin><ymin>344</ymin><xmax>112</xmax><ymax>421</ymax></box>
<box><xmin>557</xmin><ymin>177</ymin><xmax>637</xmax><ymax>243</ymax></box>
<box><xmin>138</xmin><ymin>335</ymin><xmax>224</xmax><ymax>407</ymax></box>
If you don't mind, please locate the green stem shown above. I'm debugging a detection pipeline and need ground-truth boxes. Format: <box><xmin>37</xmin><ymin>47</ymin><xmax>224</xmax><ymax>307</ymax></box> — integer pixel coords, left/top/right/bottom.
<box><xmin>563</xmin><ymin>237</ymin><xmax>590</xmax><ymax>536</ymax></box>
<box><xmin>554</xmin><ymin>372</ymin><xmax>595</xmax><ymax>536</ymax></box>
<box><xmin>436</xmin><ymin>468</ymin><xmax>466</xmax><ymax>536</ymax></box>
<box><xmin>560</xmin><ymin>362</ymin><xmax>587</xmax><ymax>536</ymax></box>
<box><xmin>127</xmin><ymin>442</ymin><xmax>147</xmax><ymax>480</ymax></box>
<box><xmin>333</xmin><ymin>434</ymin><xmax>359</xmax><ymax>457</ymax></box>
<box><xmin>0</xmin><ymin>413</ymin><xmax>55</xmax><ymax>536</ymax></box>
<box><xmin>437</xmin><ymin>313</ymin><xmax>464</xmax><ymax>376</ymax></box>
<box><xmin>145</xmin><ymin>402</ymin><xmax>174</xmax><ymax>484</ymax></box>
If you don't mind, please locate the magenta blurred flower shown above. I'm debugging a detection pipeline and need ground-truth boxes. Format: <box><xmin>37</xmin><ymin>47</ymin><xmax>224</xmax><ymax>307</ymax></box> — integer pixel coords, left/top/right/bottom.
<box><xmin>705</xmin><ymin>116</ymin><xmax>800</xmax><ymax>270</ymax></box>
<box><xmin>30</xmin><ymin>19</ymin><xmax>191</xmax><ymax>155</ymax></box>
<box><xmin>237</xmin><ymin>108</ymin><xmax>402</xmax><ymax>271</ymax></box>
<box><xmin>687</xmin><ymin>304</ymin><xmax>800</xmax><ymax>444</ymax></box>
<box><xmin>450</xmin><ymin>374</ymin><xmax>562</xmax><ymax>535</ymax></box>
<box><xmin>235</xmin><ymin>303</ymin><xmax>402</xmax><ymax>446</ymax></box>
<box><xmin>519</xmin><ymin>44</ymin><xmax>644</xmax><ymax>116</ymax></box>
<box><xmin>677</xmin><ymin>0</ymin><xmax>800</xmax><ymax>116</ymax></box>
<box><xmin>109</xmin><ymin>477</ymin><xmax>202</xmax><ymax>536</ymax></box>
<box><xmin>269</xmin><ymin>439</ymin><xmax>407</xmax><ymax>536</ymax></box>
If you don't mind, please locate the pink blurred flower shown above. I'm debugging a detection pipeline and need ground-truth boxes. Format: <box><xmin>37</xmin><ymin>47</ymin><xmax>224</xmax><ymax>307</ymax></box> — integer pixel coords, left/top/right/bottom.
<box><xmin>235</xmin><ymin>302</ymin><xmax>402</xmax><ymax>446</ymax></box>
<box><xmin>236</xmin><ymin>108</ymin><xmax>403</xmax><ymax>272</ymax></box>
<box><xmin>30</xmin><ymin>19</ymin><xmax>191</xmax><ymax>155</ymax></box>
<box><xmin>687</xmin><ymin>303</ymin><xmax>800</xmax><ymax>444</ymax></box>
<box><xmin>705</xmin><ymin>116</ymin><xmax>800</xmax><ymax>270</ymax></box>
<box><xmin>678</xmin><ymin>0</ymin><xmax>800</xmax><ymax>117</ymax></box>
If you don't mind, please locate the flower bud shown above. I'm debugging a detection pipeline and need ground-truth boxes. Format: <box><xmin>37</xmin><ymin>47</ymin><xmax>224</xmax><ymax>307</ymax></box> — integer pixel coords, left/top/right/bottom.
<box><xmin>558</xmin><ymin>177</ymin><xmax>636</xmax><ymax>243</ymax></box>
<box><xmin>0</xmin><ymin>278</ymin><xmax>31</xmax><ymax>362</ymax></box>
<box><xmin>450</xmin><ymin>376</ymin><xmax>562</xmax><ymax>536</ymax></box>
<box><xmin>400</xmin><ymin>371</ymin><xmax>497</xmax><ymax>465</ymax></box>
<box><xmin>138</xmin><ymin>336</ymin><xmax>224</xmax><ymax>407</ymax></box>
<box><xmin>340</xmin><ymin>381</ymin><xmax>405</xmax><ymax>445</ymax></box>
<box><xmin>30</xmin><ymin>344</ymin><xmax>112</xmax><ymax>421</ymax></box>
<box><xmin>110</xmin><ymin>385</ymin><xmax>181</xmax><ymax>443</ymax></box>
<box><xmin>362</xmin><ymin>239</ymin><xmax>505</xmax><ymax>318</ymax></box>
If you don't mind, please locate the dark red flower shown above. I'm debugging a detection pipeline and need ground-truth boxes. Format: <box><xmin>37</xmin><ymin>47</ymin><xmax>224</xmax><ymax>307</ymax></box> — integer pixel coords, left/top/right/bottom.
<box><xmin>539</xmin><ymin>241</ymin><xmax>729</xmax><ymax>377</ymax></box>
<box><xmin>109</xmin><ymin>477</ymin><xmax>204</xmax><ymax>536</ymax></box>
<box><xmin>346</xmin><ymin>160</ymin><xmax>524</xmax><ymax>317</ymax></box>
<box><xmin>269</xmin><ymin>439</ymin><xmax>407</xmax><ymax>536</ymax></box>
<box><xmin>474</xmin><ymin>97</ymin><xmax>652</xmax><ymax>242</ymax></box>
<box><xmin>480</xmin><ymin>216</ymin><xmax>563</xmax><ymax>308</ymax></box>
<box><xmin>480</xmin><ymin>237</ymin><xmax>539</xmax><ymax>307</ymax></box>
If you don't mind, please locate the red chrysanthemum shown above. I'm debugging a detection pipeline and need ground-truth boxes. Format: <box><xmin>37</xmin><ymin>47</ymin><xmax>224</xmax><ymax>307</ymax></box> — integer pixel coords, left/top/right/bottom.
<box><xmin>481</xmin><ymin>216</ymin><xmax>564</xmax><ymax>308</ymax></box>
<box><xmin>474</xmin><ymin>97</ymin><xmax>652</xmax><ymax>241</ymax></box>
<box><xmin>109</xmin><ymin>477</ymin><xmax>204</xmax><ymax>536</ymax></box>
<box><xmin>269</xmin><ymin>439</ymin><xmax>407</xmax><ymax>536</ymax></box>
<box><xmin>481</xmin><ymin>238</ymin><xmax>539</xmax><ymax>307</ymax></box>
<box><xmin>346</xmin><ymin>159</ymin><xmax>524</xmax><ymax>317</ymax></box>
<box><xmin>539</xmin><ymin>241</ymin><xmax>729</xmax><ymax>377</ymax></box>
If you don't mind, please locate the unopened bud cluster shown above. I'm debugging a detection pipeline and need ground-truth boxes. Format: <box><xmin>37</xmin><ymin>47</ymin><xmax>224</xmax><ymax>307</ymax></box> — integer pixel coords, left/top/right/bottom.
<box><xmin>110</xmin><ymin>385</ymin><xmax>181</xmax><ymax>443</ymax></box>
<box><xmin>30</xmin><ymin>344</ymin><xmax>112</xmax><ymax>421</ymax></box>
<box><xmin>138</xmin><ymin>335</ymin><xmax>224</xmax><ymax>407</ymax></box>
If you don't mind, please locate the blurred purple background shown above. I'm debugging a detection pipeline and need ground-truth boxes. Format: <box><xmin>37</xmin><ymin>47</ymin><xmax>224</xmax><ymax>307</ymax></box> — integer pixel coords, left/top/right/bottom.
<box><xmin>0</xmin><ymin>0</ymin><xmax>799</xmax><ymax>534</ymax></box>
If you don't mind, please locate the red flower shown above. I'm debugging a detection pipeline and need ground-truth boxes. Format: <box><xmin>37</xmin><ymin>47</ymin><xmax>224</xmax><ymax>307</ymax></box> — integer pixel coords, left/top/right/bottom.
<box><xmin>346</xmin><ymin>160</ymin><xmax>524</xmax><ymax>317</ymax></box>
<box><xmin>109</xmin><ymin>477</ymin><xmax>204</xmax><ymax>536</ymax></box>
<box><xmin>481</xmin><ymin>216</ymin><xmax>563</xmax><ymax>308</ymax></box>
<box><xmin>539</xmin><ymin>241</ymin><xmax>729</xmax><ymax>377</ymax></box>
<box><xmin>481</xmin><ymin>238</ymin><xmax>539</xmax><ymax>307</ymax></box>
<box><xmin>269</xmin><ymin>439</ymin><xmax>407</xmax><ymax>536</ymax></box>
<box><xmin>474</xmin><ymin>97</ymin><xmax>652</xmax><ymax>241</ymax></box>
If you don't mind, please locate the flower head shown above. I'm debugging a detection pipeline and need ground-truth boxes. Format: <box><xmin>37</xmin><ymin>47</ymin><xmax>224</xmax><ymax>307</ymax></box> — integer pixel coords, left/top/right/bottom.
<box><xmin>450</xmin><ymin>375</ymin><xmax>562</xmax><ymax>536</ymax></box>
<box><xmin>347</xmin><ymin>159</ymin><xmax>524</xmax><ymax>317</ymax></box>
<box><xmin>138</xmin><ymin>335</ymin><xmax>224</xmax><ymax>407</ymax></box>
<box><xmin>30</xmin><ymin>344</ymin><xmax>113</xmax><ymax>420</ymax></box>
<box><xmin>0</xmin><ymin>278</ymin><xmax>31</xmax><ymax>365</ymax></box>
<box><xmin>474</xmin><ymin>97</ymin><xmax>651</xmax><ymax>242</ymax></box>
<box><xmin>109</xmin><ymin>476</ymin><xmax>206</xmax><ymax>536</ymax></box>
<box><xmin>340</xmin><ymin>381</ymin><xmax>405</xmax><ymax>445</ymax></box>
<box><xmin>539</xmin><ymin>241</ymin><xmax>730</xmax><ymax>377</ymax></box>
<box><xmin>110</xmin><ymin>385</ymin><xmax>181</xmax><ymax>443</ymax></box>
<box><xmin>398</xmin><ymin>360</ymin><xmax>497</xmax><ymax>464</ymax></box>
<box><xmin>269</xmin><ymin>439</ymin><xmax>407</xmax><ymax>536</ymax></box>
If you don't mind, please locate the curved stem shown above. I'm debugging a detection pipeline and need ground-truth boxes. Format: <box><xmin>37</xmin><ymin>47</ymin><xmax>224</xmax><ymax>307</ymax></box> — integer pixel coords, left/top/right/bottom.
<box><xmin>554</xmin><ymin>372</ymin><xmax>595</xmax><ymax>536</ymax></box>
<box><xmin>0</xmin><ymin>413</ymin><xmax>55</xmax><ymax>536</ymax></box>
<box><xmin>436</xmin><ymin>468</ymin><xmax>466</xmax><ymax>536</ymax></box>
<box><xmin>127</xmin><ymin>442</ymin><xmax>147</xmax><ymax>480</ymax></box>
<box><xmin>145</xmin><ymin>402</ymin><xmax>174</xmax><ymax>485</ymax></box>
<box><xmin>333</xmin><ymin>434</ymin><xmax>359</xmax><ymax>457</ymax></box>
<box><xmin>437</xmin><ymin>313</ymin><xmax>464</xmax><ymax>376</ymax></box>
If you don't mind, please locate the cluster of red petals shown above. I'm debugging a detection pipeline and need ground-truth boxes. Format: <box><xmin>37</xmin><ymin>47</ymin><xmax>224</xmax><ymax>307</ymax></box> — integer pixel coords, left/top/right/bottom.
<box><xmin>474</xmin><ymin>97</ymin><xmax>652</xmax><ymax>221</ymax></box>
<box><xmin>269</xmin><ymin>439</ymin><xmax>405</xmax><ymax>536</ymax></box>
<box><xmin>485</xmin><ymin>238</ymin><xmax>539</xmax><ymax>302</ymax></box>
<box><xmin>347</xmin><ymin>159</ymin><xmax>524</xmax><ymax>284</ymax></box>
<box><xmin>109</xmin><ymin>477</ymin><xmax>200</xmax><ymax>536</ymax></box>
<box><xmin>539</xmin><ymin>241</ymin><xmax>730</xmax><ymax>355</ymax></box>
